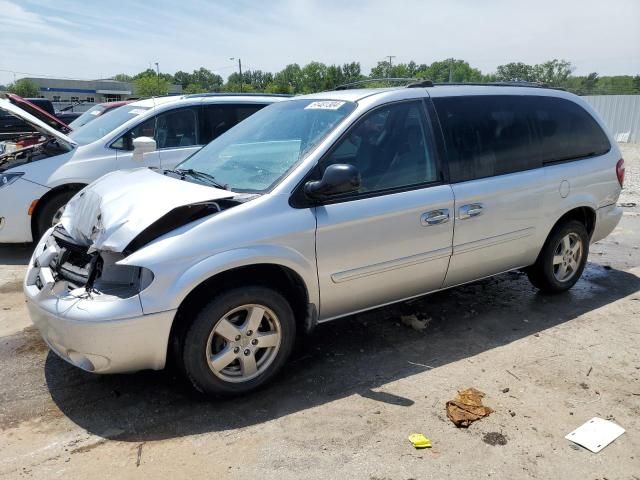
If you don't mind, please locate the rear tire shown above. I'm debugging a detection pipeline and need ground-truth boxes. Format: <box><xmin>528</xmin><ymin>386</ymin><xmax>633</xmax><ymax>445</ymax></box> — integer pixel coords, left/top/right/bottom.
<box><xmin>181</xmin><ymin>286</ymin><xmax>296</xmax><ymax>396</ymax></box>
<box><xmin>34</xmin><ymin>190</ymin><xmax>77</xmax><ymax>241</ymax></box>
<box><xmin>527</xmin><ymin>220</ymin><xmax>589</xmax><ymax>293</ymax></box>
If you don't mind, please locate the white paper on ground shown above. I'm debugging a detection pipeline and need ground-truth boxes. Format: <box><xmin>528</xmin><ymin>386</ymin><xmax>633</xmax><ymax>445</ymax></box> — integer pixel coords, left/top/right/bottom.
<box><xmin>565</xmin><ymin>417</ymin><xmax>625</xmax><ymax>453</ymax></box>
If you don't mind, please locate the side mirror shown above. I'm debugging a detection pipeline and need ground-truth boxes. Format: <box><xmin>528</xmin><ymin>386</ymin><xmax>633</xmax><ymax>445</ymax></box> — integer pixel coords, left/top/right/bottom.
<box><xmin>304</xmin><ymin>164</ymin><xmax>361</xmax><ymax>200</ymax></box>
<box><xmin>132</xmin><ymin>136</ymin><xmax>157</xmax><ymax>161</ymax></box>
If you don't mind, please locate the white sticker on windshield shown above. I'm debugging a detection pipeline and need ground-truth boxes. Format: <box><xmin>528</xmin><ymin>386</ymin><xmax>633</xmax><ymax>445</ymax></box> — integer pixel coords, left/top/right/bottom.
<box><xmin>90</xmin><ymin>110</ymin><xmax>101</xmax><ymax>116</ymax></box>
<box><xmin>304</xmin><ymin>101</ymin><xmax>346</xmax><ymax>110</ymax></box>
<box><xmin>128</xmin><ymin>108</ymin><xmax>146</xmax><ymax>115</ymax></box>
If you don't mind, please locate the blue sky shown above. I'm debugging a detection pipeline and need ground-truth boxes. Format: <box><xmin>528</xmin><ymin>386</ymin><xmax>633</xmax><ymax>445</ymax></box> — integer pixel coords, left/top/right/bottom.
<box><xmin>1</xmin><ymin>0</ymin><xmax>639</xmax><ymax>85</ymax></box>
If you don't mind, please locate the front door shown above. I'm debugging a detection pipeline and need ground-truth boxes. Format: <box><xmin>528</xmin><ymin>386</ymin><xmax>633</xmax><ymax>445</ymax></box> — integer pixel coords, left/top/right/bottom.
<box><xmin>114</xmin><ymin>113</ymin><xmax>161</xmax><ymax>170</ymax></box>
<box><xmin>114</xmin><ymin>107</ymin><xmax>201</xmax><ymax>171</ymax></box>
<box><xmin>314</xmin><ymin>100</ymin><xmax>454</xmax><ymax>320</ymax></box>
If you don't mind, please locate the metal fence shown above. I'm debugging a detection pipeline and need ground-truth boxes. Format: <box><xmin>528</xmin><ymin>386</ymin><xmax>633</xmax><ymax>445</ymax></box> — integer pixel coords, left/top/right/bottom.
<box><xmin>583</xmin><ymin>95</ymin><xmax>640</xmax><ymax>144</ymax></box>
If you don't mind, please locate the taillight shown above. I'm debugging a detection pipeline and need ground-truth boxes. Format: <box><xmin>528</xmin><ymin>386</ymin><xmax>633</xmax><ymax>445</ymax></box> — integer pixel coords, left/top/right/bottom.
<box><xmin>616</xmin><ymin>158</ymin><xmax>625</xmax><ymax>187</ymax></box>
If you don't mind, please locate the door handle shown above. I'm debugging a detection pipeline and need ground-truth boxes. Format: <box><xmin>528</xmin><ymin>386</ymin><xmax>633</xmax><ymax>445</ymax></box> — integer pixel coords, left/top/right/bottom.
<box><xmin>421</xmin><ymin>209</ymin><xmax>450</xmax><ymax>226</ymax></box>
<box><xmin>459</xmin><ymin>203</ymin><xmax>484</xmax><ymax>219</ymax></box>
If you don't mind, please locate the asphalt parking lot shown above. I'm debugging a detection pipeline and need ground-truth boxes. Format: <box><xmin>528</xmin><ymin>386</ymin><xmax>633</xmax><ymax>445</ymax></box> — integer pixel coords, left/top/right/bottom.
<box><xmin>0</xmin><ymin>145</ymin><xmax>638</xmax><ymax>480</ymax></box>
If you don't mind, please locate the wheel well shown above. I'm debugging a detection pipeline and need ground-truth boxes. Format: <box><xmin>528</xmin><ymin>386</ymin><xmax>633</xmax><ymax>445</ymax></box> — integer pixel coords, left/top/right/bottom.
<box><xmin>168</xmin><ymin>264</ymin><xmax>310</xmax><ymax>364</ymax></box>
<box><xmin>552</xmin><ymin>206</ymin><xmax>596</xmax><ymax>239</ymax></box>
<box><xmin>30</xmin><ymin>183</ymin><xmax>86</xmax><ymax>238</ymax></box>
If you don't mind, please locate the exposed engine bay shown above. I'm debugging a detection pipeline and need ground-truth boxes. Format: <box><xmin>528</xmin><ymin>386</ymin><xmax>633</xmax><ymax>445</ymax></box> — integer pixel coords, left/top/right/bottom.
<box><xmin>30</xmin><ymin>224</ymin><xmax>155</xmax><ymax>299</ymax></box>
<box><xmin>0</xmin><ymin>137</ymin><xmax>71</xmax><ymax>172</ymax></box>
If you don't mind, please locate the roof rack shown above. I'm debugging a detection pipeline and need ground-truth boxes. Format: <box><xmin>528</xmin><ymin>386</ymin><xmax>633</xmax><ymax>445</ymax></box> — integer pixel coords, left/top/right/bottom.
<box><xmin>407</xmin><ymin>79</ymin><xmax>434</xmax><ymax>88</ymax></box>
<box><xmin>433</xmin><ymin>81</ymin><xmax>549</xmax><ymax>88</ymax></box>
<box><xmin>185</xmin><ymin>92</ymin><xmax>293</xmax><ymax>98</ymax></box>
<box><xmin>334</xmin><ymin>78</ymin><xmax>433</xmax><ymax>90</ymax></box>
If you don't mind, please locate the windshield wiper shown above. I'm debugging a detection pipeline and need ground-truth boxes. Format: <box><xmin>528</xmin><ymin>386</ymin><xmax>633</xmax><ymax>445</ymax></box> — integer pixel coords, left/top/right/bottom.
<box><xmin>171</xmin><ymin>168</ymin><xmax>228</xmax><ymax>190</ymax></box>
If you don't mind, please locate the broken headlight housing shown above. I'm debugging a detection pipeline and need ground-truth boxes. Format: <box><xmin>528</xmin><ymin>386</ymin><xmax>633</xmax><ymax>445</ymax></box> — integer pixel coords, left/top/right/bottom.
<box><xmin>90</xmin><ymin>251</ymin><xmax>155</xmax><ymax>296</ymax></box>
<box><xmin>46</xmin><ymin>226</ymin><xmax>154</xmax><ymax>297</ymax></box>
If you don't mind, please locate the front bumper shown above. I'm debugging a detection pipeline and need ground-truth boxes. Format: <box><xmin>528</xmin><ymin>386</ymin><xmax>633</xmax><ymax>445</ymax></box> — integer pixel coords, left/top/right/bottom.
<box><xmin>24</xmin><ymin>231</ymin><xmax>176</xmax><ymax>373</ymax></box>
<box><xmin>0</xmin><ymin>178</ymin><xmax>49</xmax><ymax>243</ymax></box>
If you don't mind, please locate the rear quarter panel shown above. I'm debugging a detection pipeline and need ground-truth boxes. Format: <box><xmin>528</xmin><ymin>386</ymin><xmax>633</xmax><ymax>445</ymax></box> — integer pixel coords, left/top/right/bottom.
<box><xmin>527</xmin><ymin>94</ymin><xmax>622</xmax><ymax>252</ymax></box>
<box><xmin>537</xmin><ymin>147</ymin><xmax>621</xmax><ymax>251</ymax></box>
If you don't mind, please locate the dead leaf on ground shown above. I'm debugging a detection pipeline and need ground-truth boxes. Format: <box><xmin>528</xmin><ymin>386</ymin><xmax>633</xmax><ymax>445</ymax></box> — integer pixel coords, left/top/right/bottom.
<box><xmin>446</xmin><ymin>387</ymin><xmax>493</xmax><ymax>428</ymax></box>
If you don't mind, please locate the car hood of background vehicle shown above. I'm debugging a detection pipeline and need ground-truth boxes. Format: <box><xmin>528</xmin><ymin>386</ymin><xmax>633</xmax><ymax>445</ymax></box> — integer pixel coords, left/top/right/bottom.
<box><xmin>60</xmin><ymin>168</ymin><xmax>235</xmax><ymax>253</ymax></box>
<box><xmin>0</xmin><ymin>98</ymin><xmax>76</xmax><ymax>149</ymax></box>
<box><xmin>5</xmin><ymin>93</ymin><xmax>72</xmax><ymax>133</ymax></box>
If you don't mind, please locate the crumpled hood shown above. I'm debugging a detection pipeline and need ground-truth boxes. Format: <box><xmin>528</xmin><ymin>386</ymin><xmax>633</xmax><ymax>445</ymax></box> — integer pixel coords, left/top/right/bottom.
<box><xmin>60</xmin><ymin>168</ymin><xmax>234</xmax><ymax>253</ymax></box>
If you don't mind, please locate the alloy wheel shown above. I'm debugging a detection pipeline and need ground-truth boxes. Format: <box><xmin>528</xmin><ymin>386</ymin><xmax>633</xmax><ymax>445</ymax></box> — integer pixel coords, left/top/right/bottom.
<box><xmin>552</xmin><ymin>232</ymin><xmax>583</xmax><ymax>282</ymax></box>
<box><xmin>205</xmin><ymin>304</ymin><xmax>282</xmax><ymax>383</ymax></box>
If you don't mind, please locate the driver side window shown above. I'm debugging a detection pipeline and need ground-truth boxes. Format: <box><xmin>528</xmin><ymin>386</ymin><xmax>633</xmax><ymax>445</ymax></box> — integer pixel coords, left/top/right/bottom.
<box><xmin>320</xmin><ymin>101</ymin><xmax>437</xmax><ymax>194</ymax></box>
<box><xmin>112</xmin><ymin>107</ymin><xmax>198</xmax><ymax>150</ymax></box>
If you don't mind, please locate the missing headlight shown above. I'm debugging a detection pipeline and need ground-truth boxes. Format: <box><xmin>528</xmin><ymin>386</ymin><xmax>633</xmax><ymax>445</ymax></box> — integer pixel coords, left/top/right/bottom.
<box><xmin>93</xmin><ymin>251</ymin><xmax>154</xmax><ymax>297</ymax></box>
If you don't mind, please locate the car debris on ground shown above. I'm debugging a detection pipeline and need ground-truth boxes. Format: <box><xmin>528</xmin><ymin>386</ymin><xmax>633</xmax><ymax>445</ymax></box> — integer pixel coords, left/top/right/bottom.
<box><xmin>565</xmin><ymin>417</ymin><xmax>625</xmax><ymax>453</ymax></box>
<box><xmin>400</xmin><ymin>314</ymin><xmax>431</xmax><ymax>331</ymax></box>
<box><xmin>408</xmin><ymin>433</ymin><xmax>432</xmax><ymax>449</ymax></box>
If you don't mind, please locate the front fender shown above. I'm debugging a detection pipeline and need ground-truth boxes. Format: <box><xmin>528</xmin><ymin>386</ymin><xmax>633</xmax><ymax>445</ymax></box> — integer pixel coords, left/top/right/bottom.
<box><xmin>137</xmin><ymin>245</ymin><xmax>319</xmax><ymax>315</ymax></box>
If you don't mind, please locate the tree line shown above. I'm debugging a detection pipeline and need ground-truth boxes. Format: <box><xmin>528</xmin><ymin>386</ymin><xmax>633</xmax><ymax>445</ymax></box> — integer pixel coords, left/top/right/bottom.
<box><xmin>4</xmin><ymin>58</ymin><xmax>640</xmax><ymax>98</ymax></box>
<box><xmin>121</xmin><ymin>58</ymin><xmax>640</xmax><ymax>96</ymax></box>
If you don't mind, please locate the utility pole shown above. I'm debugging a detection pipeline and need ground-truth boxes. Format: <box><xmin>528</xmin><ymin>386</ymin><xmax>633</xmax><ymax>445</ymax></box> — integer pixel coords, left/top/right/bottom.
<box><xmin>386</xmin><ymin>55</ymin><xmax>396</xmax><ymax>78</ymax></box>
<box><xmin>230</xmin><ymin>57</ymin><xmax>242</xmax><ymax>92</ymax></box>
<box><xmin>448</xmin><ymin>59</ymin><xmax>453</xmax><ymax>83</ymax></box>
<box><xmin>154</xmin><ymin>62</ymin><xmax>160</xmax><ymax>95</ymax></box>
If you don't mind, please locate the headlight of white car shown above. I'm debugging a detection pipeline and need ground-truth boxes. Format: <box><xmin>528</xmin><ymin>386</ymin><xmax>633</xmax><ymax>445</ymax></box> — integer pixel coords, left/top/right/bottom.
<box><xmin>0</xmin><ymin>172</ymin><xmax>24</xmax><ymax>188</ymax></box>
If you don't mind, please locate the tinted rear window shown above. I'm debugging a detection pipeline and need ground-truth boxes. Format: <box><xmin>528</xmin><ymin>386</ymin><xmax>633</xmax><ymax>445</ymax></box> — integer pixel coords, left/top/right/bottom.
<box><xmin>529</xmin><ymin>96</ymin><xmax>610</xmax><ymax>164</ymax></box>
<box><xmin>433</xmin><ymin>95</ymin><xmax>610</xmax><ymax>182</ymax></box>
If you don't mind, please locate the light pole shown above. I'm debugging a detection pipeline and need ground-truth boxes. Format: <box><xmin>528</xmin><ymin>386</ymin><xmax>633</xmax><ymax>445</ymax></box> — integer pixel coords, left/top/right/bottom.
<box><xmin>386</xmin><ymin>55</ymin><xmax>396</xmax><ymax>78</ymax></box>
<box><xmin>154</xmin><ymin>62</ymin><xmax>160</xmax><ymax>95</ymax></box>
<box><xmin>230</xmin><ymin>57</ymin><xmax>242</xmax><ymax>92</ymax></box>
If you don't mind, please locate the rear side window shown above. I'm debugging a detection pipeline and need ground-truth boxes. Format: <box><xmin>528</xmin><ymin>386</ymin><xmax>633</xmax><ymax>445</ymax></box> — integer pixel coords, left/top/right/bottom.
<box><xmin>529</xmin><ymin>96</ymin><xmax>610</xmax><ymax>164</ymax></box>
<box><xmin>433</xmin><ymin>95</ymin><xmax>610</xmax><ymax>183</ymax></box>
<box><xmin>434</xmin><ymin>96</ymin><xmax>539</xmax><ymax>182</ymax></box>
<box><xmin>200</xmin><ymin>103</ymin><xmax>266</xmax><ymax>144</ymax></box>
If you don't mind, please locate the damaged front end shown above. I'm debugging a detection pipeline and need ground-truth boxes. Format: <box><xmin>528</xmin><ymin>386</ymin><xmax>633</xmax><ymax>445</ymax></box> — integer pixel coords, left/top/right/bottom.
<box><xmin>23</xmin><ymin>167</ymin><xmax>249</xmax><ymax>372</ymax></box>
<box><xmin>27</xmin><ymin>224</ymin><xmax>155</xmax><ymax>299</ymax></box>
<box><xmin>23</xmin><ymin>223</ymin><xmax>178</xmax><ymax>374</ymax></box>
<box><xmin>29</xmin><ymin>194</ymin><xmax>242</xmax><ymax>296</ymax></box>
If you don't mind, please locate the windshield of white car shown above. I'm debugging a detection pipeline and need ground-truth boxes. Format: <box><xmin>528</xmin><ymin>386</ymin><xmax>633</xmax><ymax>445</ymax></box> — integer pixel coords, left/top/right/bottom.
<box><xmin>68</xmin><ymin>104</ymin><xmax>108</xmax><ymax>129</ymax></box>
<box><xmin>69</xmin><ymin>106</ymin><xmax>150</xmax><ymax>145</ymax></box>
<box><xmin>176</xmin><ymin>99</ymin><xmax>355</xmax><ymax>193</ymax></box>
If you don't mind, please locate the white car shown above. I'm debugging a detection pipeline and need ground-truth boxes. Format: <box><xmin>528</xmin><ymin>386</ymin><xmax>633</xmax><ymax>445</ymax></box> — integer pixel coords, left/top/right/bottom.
<box><xmin>0</xmin><ymin>94</ymin><xmax>287</xmax><ymax>242</ymax></box>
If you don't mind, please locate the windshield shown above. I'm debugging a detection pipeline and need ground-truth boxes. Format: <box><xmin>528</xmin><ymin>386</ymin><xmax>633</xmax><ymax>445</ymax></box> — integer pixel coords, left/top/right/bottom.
<box><xmin>68</xmin><ymin>104</ymin><xmax>108</xmax><ymax>129</ymax></box>
<box><xmin>177</xmin><ymin>99</ymin><xmax>355</xmax><ymax>192</ymax></box>
<box><xmin>69</xmin><ymin>105</ymin><xmax>150</xmax><ymax>145</ymax></box>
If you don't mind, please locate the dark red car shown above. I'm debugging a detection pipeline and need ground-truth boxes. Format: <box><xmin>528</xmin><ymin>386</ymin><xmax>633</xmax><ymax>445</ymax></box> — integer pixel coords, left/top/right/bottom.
<box><xmin>68</xmin><ymin>100</ymin><xmax>136</xmax><ymax>129</ymax></box>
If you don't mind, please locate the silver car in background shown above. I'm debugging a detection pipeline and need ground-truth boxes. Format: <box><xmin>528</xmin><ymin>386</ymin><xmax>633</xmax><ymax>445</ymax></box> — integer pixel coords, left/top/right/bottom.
<box><xmin>24</xmin><ymin>83</ymin><xmax>624</xmax><ymax>395</ymax></box>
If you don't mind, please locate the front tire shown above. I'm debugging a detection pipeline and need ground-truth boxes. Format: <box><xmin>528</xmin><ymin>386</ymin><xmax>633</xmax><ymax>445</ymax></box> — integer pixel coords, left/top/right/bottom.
<box><xmin>34</xmin><ymin>190</ymin><xmax>77</xmax><ymax>241</ymax></box>
<box><xmin>527</xmin><ymin>220</ymin><xmax>589</xmax><ymax>293</ymax></box>
<box><xmin>181</xmin><ymin>286</ymin><xmax>296</xmax><ymax>396</ymax></box>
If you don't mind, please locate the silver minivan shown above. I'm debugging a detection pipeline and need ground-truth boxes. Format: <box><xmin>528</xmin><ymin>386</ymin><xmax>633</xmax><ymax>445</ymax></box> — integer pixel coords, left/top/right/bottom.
<box><xmin>24</xmin><ymin>83</ymin><xmax>624</xmax><ymax>395</ymax></box>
